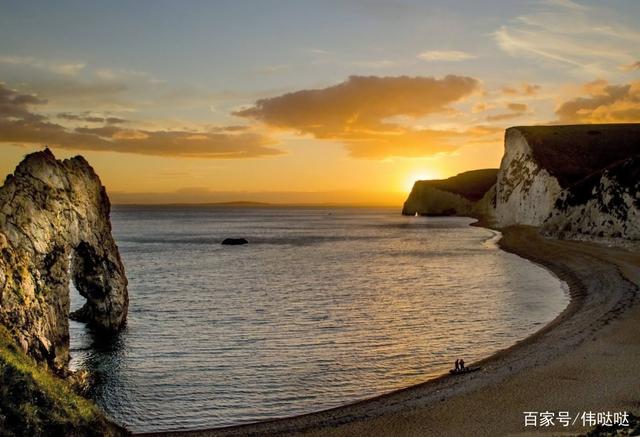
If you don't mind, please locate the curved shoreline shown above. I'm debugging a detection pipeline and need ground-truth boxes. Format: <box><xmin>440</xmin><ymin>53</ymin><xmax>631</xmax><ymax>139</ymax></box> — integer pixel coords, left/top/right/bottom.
<box><xmin>138</xmin><ymin>225</ymin><xmax>640</xmax><ymax>436</ymax></box>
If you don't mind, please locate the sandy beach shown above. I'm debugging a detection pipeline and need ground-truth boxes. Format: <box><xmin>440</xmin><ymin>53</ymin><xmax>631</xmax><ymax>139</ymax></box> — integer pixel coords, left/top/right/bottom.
<box><xmin>140</xmin><ymin>226</ymin><xmax>640</xmax><ymax>437</ymax></box>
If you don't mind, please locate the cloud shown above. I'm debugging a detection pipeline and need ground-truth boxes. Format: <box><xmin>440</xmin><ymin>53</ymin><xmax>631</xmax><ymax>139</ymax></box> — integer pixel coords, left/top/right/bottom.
<box><xmin>542</xmin><ymin>0</ymin><xmax>589</xmax><ymax>11</ymax></box>
<box><xmin>502</xmin><ymin>82</ymin><xmax>541</xmax><ymax>96</ymax></box>
<box><xmin>0</xmin><ymin>83</ymin><xmax>281</xmax><ymax>158</ymax></box>
<box><xmin>620</xmin><ymin>61</ymin><xmax>640</xmax><ymax>72</ymax></box>
<box><xmin>417</xmin><ymin>51</ymin><xmax>476</xmax><ymax>62</ymax></box>
<box><xmin>235</xmin><ymin>75</ymin><xmax>481</xmax><ymax>131</ymax></box>
<box><xmin>1</xmin><ymin>58</ymin><xmax>168</xmax><ymax>112</ymax></box>
<box><xmin>493</xmin><ymin>2</ymin><xmax>639</xmax><ymax>76</ymax></box>
<box><xmin>486</xmin><ymin>102</ymin><xmax>530</xmax><ymax>121</ymax></box>
<box><xmin>208</xmin><ymin>125</ymin><xmax>249</xmax><ymax>133</ymax></box>
<box><xmin>94</xmin><ymin>68</ymin><xmax>164</xmax><ymax>84</ymax></box>
<box><xmin>0</xmin><ymin>83</ymin><xmax>47</xmax><ymax>121</ymax></box>
<box><xmin>254</xmin><ymin>64</ymin><xmax>290</xmax><ymax>75</ymax></box>
<box><xmin>13</xmin><ymin>76</ymin><xmax>133</xmax><ymax>112</ymax></box>
<box><xmin>2</xmin><ymin>51</ymin><xmax>290</xmax><ymax>115</ymax></box>
<box><xmin>472</xmin><ymin>102</ymin><xmax>495</xmax><ymax>113</ymax></box>
<box><xmin>581</xmin><ymin>79</ymin><xmax>609</xmax><ymax>96</ymax></box>
<box><xmin>494</xmin><ymin>25</ymin><xmax>601</xmax><ymax>74</ymax></box>
<box><xmin>234</xmin><ymin>75</ymin><xmax>482</xmax><ymax>158</ymax></box>
<box><xmin>57</xmin><ymin>112</ymin><xmax>127</xmax><ymax>124</ymax></box>
<box><xmin>486</xmin><ymin>113</ymin><xmax>523</xmax><ymax>122</ymax></box>
<box><xmin>555</xmin><ymin>79</ymin><xmax>640</xmax><ymax>123</ymax></box>
<box><xmin>507</xmin><ymin>103</ymin><xmax>528</xmax><ymax>112</ymax></box>
<box><xmin>0</xmin><ymin>54</ymin><xmax>86</xmax><ymax>76</ymax></box>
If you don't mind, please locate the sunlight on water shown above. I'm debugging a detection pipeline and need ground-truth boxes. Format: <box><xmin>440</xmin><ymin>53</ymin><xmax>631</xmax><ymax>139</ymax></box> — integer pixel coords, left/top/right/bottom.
<box><xmin>69</xmin><ymin>207</ymin><xmax>569</xmax><ymax>432</ymax></box>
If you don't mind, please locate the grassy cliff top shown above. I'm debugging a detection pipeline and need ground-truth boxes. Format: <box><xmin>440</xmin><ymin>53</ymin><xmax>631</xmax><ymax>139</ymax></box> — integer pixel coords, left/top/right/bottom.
<box><xmin>0</xmin><ymin>326</ymin><xmax>126</xmax><ymax>436</ymax></box>
<box><xmin>414</xmin><ymin>169</ymin><xmax>498</xmax><ymax>201</ymax></box>
<box><xmin>512</xmin><ymin>124</ymin><xmax>640</xmax><ymax>188</ymax></box>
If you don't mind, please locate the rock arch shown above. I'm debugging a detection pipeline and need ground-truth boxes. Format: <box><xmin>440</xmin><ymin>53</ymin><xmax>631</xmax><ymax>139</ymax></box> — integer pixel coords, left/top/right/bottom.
<box><xmin>0</xmin><ymin>149</ymin><xmax>128</xmax><ymax>370</ymax></box>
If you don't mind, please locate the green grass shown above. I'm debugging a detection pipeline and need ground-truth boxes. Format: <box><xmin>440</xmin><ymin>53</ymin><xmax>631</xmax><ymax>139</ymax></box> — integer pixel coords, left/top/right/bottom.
<box><xmin>0</xmin><ymin>325</ymin><xmax>127</xmax><ymax>436</ymax></box>
<box><xmin>513</xmin><ymin>124</ymin><xmax>640</xmax><ymax>188</ymax></box>
<box><xmin>417</xmin><ymin>169</ymin><xmax>498</xmax><ymax>201</ymax></box>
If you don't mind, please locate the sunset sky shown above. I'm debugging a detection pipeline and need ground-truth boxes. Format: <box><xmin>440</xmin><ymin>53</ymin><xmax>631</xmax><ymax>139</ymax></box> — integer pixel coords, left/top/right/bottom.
<box><xmin>1</xmin><ymin>0</ymin><xmax>639</xmax><ymax>204</ymax></box>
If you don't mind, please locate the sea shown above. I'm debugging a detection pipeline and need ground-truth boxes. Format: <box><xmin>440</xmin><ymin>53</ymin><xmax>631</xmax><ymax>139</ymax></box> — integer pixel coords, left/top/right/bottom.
<box><xmin>69</xmin><ymin>206</ymin><xmax>569</xmax><ymax>432</ymax></box>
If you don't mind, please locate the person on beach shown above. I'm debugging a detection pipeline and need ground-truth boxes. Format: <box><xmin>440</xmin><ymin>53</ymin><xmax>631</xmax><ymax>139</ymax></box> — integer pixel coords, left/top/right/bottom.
<box><xmin>454</xmin><ymin>359</ymin><xmax>460</xmax><ymax>371</ymax></box>
<box><xmin>459</xmin><ymin>359</ymin><xmax>465</xmax><ymax>370</ymax></box>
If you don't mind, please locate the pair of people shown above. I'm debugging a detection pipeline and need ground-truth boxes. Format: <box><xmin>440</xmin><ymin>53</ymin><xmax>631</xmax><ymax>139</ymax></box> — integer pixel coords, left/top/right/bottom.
<box><xmin>454</xmin><ymin>358</ymin><xmax>465</xmax><ymax>371</ymax></box>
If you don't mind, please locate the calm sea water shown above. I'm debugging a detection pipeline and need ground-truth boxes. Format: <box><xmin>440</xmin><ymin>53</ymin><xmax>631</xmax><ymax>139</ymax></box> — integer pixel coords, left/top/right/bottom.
<box><xmin>69</xmin><ymin>206</ymin><xmax>569</xmax><ymax>432</ymax></box>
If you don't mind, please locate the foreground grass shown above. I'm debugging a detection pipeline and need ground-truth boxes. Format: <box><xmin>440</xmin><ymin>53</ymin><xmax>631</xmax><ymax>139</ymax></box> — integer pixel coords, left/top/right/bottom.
<box><xmin>515</xmin><ymin>123</ymin><xmax>640</xmax><ymax>188</ymax></box>
<box><xmin>0</xmin><ymin>326</ymin><xmax>127</xmax><ymax>436</ymax></box>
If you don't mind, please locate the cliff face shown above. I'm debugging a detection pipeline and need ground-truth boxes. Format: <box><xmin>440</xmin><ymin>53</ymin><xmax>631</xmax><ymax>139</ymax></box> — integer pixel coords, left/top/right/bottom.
<box><xmin>402</xmin><ymin>169</ymin><xmax>498</xmax><ymax>217</ymax></box>
<box><xmin>543</xmin><ymin>155</ymin><xmax>640</xmax><ymax>239</ymax></box>
<box><xmin>402</xmin><ymin>123</ymin><xmax>640</xmax><ymax>241</ymax></box>
<box><xmin>496</xmin><ymin>124</ymin><xmax>640</xmax><ymax>239</ymax></box>
<box><xmin>0</xmin><ymin>149</ymin><xmax>128</xmax><ymax>370</ymax></box>
<box><xmin>494</xmin><ymin>128</ymin><xmax>562</xmax><ymax>226</ymax></box>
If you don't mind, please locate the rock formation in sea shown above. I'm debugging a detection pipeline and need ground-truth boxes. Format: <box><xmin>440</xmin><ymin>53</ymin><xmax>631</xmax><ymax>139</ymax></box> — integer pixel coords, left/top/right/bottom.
<box><xmin>402</xmin><ymin>169</ymin><xmax>498</xmax><ymax>218</ymax></box>
<box><xmin>222</xmin><ymin>237</ymin><xmax>249</xmax><ymax>245</ymax></box>
<box><xmin>0</xmin><ymin>148</ymin><xmax>128</xmax><ymax>371</ymax></box>
<box><xmin>403</xmin><ymin>123</ymin><xmax>640</xmax><ymax>240</ymax></box>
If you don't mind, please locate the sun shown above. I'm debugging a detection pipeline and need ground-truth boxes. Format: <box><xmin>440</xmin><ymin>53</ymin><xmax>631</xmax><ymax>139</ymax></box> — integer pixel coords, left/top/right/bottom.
<box><xmin>403</xmin><ymin>171</ymin><xmax>439</xmax><ymax>192</ymax></box>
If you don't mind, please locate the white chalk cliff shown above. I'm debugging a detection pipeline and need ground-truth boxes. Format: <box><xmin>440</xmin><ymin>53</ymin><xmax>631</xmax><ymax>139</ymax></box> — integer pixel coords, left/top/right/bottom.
<box><xmin>494</xmin><ymin>128</ymin><xmax>562</xmax><ymax>226</ymax></box>
<box><xmin>402</xmin><ymin>169</ymin><xmax>497</xmax><ymax>218</ymax></box>
<box><xmin>495</xmin><ymin>124</ymin><xmax>640</xmax><ymax>239</ymax></box>
<box><xmin>403</xmin><ymin>123</ymin><xmax>640</xmax><ymax>240</ymax></box>
<box><xmin>543</xmin><ymin>154</ymin><xmax>640</xmax><ymax>239</ymax></box>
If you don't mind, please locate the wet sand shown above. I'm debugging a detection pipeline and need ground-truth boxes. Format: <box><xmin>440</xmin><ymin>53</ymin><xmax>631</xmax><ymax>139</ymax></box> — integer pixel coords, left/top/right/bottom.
<box><xmin>140</xmin><ymin>226</ymin><xmax>640</xmax><ymax>437</ymax></box>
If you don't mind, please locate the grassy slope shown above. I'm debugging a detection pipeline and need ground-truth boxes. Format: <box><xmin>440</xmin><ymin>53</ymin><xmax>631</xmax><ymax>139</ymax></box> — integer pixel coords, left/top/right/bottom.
<box><xmin>418</xmin><ymin>169</ymin><xmax>498</xmax><ymax>201</ymax></box>
<box><xmin>0</xmin><ymin>325</ymin><xmax>127</xmax><ymax>436</ymax></box>
<box><xmin>515</xmin><ymin>123</ymin><xmax>640</xmax><ymax>188</ymax></box>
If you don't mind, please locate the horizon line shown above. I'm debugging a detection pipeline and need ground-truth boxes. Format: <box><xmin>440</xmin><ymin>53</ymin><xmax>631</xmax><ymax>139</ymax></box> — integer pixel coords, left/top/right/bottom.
<box><xmin>111</xmin><ymin>201</ymin><xmax>403</xmax><ymax>208</ymax></box>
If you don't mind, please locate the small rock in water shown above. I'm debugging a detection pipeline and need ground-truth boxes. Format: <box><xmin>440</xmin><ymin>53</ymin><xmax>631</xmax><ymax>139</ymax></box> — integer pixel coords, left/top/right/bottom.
<box><xmin>222</xmin><ymin>238</ymin><xmax>248</xmax><ymax>245</ymax></box>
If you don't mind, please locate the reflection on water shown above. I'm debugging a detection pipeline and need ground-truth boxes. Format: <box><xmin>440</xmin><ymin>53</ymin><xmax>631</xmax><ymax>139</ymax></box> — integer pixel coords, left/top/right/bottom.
<box><xmin>69</xmin><ymin>207</ymin><xmax>569</xmax><ymax>432</ymax></box>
